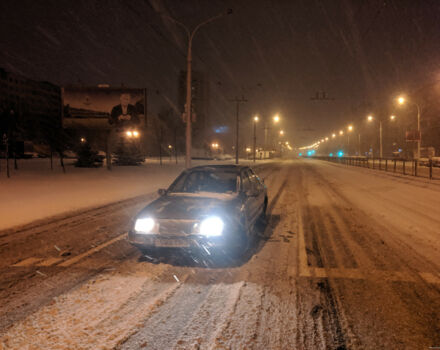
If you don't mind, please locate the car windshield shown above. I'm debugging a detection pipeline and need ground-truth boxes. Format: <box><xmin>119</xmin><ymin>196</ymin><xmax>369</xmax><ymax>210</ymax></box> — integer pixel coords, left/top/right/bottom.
<box><xmin>168</xmin><ymin>169</ymin><xmax>238</xmax><ymax>194</ymax></box>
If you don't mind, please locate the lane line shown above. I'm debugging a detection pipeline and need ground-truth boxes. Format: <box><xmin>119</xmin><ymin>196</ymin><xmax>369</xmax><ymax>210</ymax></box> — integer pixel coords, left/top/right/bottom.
<box><xmin>36</xmin><ymin>257</ymin><xmax>63</xmax><ymax>267</ymax></box>
<box><xmin>12</xmin><ymin>257</ymin><xmax>43</xmax><ymax>267</ymax></box>
<box><xmin>297</xmin><ymin>207</ymin><xmax>311</xmax><ymax>277</ymax></box>
<box><xmin>58</xmin><ymin>233</ymin><xmax>127</xmax><ymax>267</ymax></box>
<box><xmin>307</xmin><ymin>267</ymin><xmax>440</xmax><ymax>285</ymax></box>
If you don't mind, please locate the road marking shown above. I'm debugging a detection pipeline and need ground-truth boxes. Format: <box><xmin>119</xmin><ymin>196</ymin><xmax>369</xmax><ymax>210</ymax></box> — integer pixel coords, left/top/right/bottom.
<box><xmin>295</xmin><ymin>205</ymin><xmax>440</xmax><ymax>285</ymax></box>
<box><xmin>36</xmin><ymin>257</ymin><xmax>63</xmax><ymax>267</ymax></box>
<box><xmin>301</xmin><ymin>267</ymin><xmax>440</xmax><ymax>285</ymax></box>
<box><xmin>297</xmin><ymin>207</ymin><xmax>311</xmax><ymax>277</ymax></box>
<box><xmin>12</xmin><ymin>257</ymin><xmax>43</xmax><ymax>267</ymax></box>
<box><xmin>58</xmin><ymin>233</ymin><xmax>127</xmax><ymax>267</ymax></box>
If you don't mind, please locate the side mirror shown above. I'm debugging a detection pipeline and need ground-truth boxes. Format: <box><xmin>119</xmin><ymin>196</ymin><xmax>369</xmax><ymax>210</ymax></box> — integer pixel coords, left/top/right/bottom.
<box><xmin>158</xmin><ymin>188</ymin><xmax>167</xmax><ymax>196</ymax></box>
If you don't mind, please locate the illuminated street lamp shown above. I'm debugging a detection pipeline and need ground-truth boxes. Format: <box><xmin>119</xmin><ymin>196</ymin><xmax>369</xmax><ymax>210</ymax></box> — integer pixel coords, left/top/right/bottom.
<box><xmin>253</xmin><ymin>115</ymin><xmax>259</xmax><ymax>162</ymax></box>
<box><xmin>332</xmin><ymin>133</ymin><xmax>336</xmax><ymax>138</ymax></box>
<box><xmin>263</xmin><ymin>114</ymin><xmax>281</xmax><ymax>157</ymax></box>
<box><xmin>390</xmin><ymin>115</ymin><xmax>396</xmax><ymax>121</ymax></box>
<box><xmin>348</xmin><ymin>125</ymin><xmax>353</xmax><ymax>132</ymax></box>
<box><xmin>325</xmin><ymin>137</ymin><xmax>329</xmax><ymax>141</ymax></box>
<box><xmin>133</xmin><ymin>130</ymin><xmax>139</xmax><ymax>138</ymax></box>
<box><xmin>396</xmin><ymin>95</ymin><xmax>421</xmax><ymax>159</ymax></box>
<box><xmin>279</xmin><ymin>130</ymin><xmax>285</xmax><ymax>136</ymax></box>
<box><xmin>80</xmin><ymin>137</ymin><xmax>86</xmax><ymax>143</ymax></box>
<box><xmin>339</xmin><ymin>130</ymin><xmax>344</xmax><ymax>136</ymax></box>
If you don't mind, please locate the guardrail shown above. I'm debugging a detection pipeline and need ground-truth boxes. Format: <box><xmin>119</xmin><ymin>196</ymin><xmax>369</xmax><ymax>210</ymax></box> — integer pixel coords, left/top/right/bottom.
<box><xmin>313</xmin><ymin>156</ymin><xmax>438</xmax><ymax>180</ymax></box>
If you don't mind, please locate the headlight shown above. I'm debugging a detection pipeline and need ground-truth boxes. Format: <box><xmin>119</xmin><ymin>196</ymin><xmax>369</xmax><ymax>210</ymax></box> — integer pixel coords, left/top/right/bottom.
<box><xmin>199</xmin><ymin>216</ymin><xmax>224</xmax><ymax>237</ymax></box>
<box><xmin>134</xmin><ymin>218</ymin><xmax>155</xmax><ymax>234</ymax></box>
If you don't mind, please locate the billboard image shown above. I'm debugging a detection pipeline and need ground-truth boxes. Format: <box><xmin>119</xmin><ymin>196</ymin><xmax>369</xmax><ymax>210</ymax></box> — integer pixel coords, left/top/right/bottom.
<box><xmin>63</xmin><ymin>86</ymin><xmax>146</xmax><ymax>130</ymax></box>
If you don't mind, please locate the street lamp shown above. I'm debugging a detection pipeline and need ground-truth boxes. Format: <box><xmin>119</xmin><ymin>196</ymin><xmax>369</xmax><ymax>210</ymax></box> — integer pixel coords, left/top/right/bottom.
<box><xmin>163</xmin><ymin>9</ymin><xmax>232</xmax><ymax>168</ymax></box>
<box><xmin>332</xmin><ymin>133</ymin><xmax>336</xmax><ymax>138</ymax></box>
<box><xmin>339</xmin><ymin>130</ymin><xmax>344</xmax><ymax>136</ymax></box>
<box><xmin>263</xmin><ymin>114</ymin><xmax>281</xmax><ymax>157</ymax></box>
<box><xmin>367</xmin><ymin>115</ymin><xmax>384</xmax><ymax>158</ymax></box>
<box><xmin>253</xmin><ymin>115</ymin><xmax>259</xmax><ymax>163</ymax></box>
<box><xmin>396</xmin><ymin>95</ymin><xmax>421</xmax><ymax>159</ymax></box>
<box><xmin>279</xmin><ymin>130</ymin><xmax>284</xmax><ymax>136</ymax></box>
<box><xmin>346</xmin><ymin>125</ymin><xmax>354</xmax><ymax>155</ymax></box>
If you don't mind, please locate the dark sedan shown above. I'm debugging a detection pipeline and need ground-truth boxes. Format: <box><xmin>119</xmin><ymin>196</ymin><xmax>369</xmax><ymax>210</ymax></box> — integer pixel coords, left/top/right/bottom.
<box><xmin>128</xmin><ymin>165</ymin><xmax>267</xmax><ymax>256</ymax></box>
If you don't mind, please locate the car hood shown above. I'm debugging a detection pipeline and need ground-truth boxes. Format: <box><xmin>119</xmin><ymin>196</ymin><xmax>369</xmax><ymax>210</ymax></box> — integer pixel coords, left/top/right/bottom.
<box><xmin>137</xmin><ymin>193</ymin><xmax>240</xmax><ymax>220</ymax></box>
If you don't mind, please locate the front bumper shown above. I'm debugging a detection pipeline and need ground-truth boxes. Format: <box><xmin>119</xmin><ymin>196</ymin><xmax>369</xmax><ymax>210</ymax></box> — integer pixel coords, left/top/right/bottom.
<box><xmin>127</xmin><ymin>230</ymin><xmax>244</xmax><ymax>250</ymax></box>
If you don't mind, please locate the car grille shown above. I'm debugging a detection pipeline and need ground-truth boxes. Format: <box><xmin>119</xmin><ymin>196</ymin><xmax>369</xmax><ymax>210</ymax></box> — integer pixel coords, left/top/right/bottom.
<box><xmin>158</xmin><ymin>220</ymin><xmax>197</xmax><ymax>236</ymax></box>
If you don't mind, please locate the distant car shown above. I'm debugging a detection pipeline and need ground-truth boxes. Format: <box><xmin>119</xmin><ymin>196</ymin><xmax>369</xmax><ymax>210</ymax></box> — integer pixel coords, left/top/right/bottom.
<box><xmin>128</xmin><ymin>165</ymin><xmax>267</xmax><ymax>256</ymax></box>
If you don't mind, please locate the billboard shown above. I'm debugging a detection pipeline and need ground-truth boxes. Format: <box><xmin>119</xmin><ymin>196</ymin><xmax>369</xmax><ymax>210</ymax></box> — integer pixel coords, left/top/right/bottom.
<box><xmin>62</xmin><ymin>86</ymin><xmax>146</xmax><ymax>130</ymax></box>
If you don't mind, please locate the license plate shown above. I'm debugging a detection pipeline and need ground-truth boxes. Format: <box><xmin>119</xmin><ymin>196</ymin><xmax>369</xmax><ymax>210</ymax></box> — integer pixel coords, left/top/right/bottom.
<box><xmin>155</xmin><ymin>238</ymin><xmax>190</xmax><ymax>248</ymax></box>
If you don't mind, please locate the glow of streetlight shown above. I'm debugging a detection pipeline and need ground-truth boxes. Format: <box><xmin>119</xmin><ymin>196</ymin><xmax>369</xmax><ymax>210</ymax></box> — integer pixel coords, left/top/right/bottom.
<box><xmin>80</xmin><ymin>137</ymin><xmax>86</xmax><ymax>143</ymax></box>
<box><xmin>325</xmin><ymin>137</ymin><xmax>329</xmax><ymax>141</ymax></box>
<box><xmin>332</xmin><ymin>133</ymin><xmax>336</xmax><ymax>138</ymax></box>
<box><xmin>126</xmin><ymin>131</ymin><xmax>133</xmax><ymax>137</ymax></box>
<box><xmin>390</xmin><ymin>115</ymin><xmax>396</xmax><ymax>121</ymax></box>
<box><xmin>367</xmin><ymin>115</ymin><xmax>374</xmax><ymax>122</ymax></box>
<box><xmin>273</xmin><ymin>115</ymin><xmax>280</xmax><ymax>123</ymax></box>
<box><xmin>339</xmin><ymin>130</ymin><xmax>344</xmax><ymax>136</ymax></box>
<box><xmin>348</xmin><ymin>125</ymin><xmax>353</xmax><ymax>132</ymax></box>
<box><xmin>321</xmin><ymin>139</ymin><xmax>324</xmax><ymax>142</ymax></box>
<box><xmin>133</xmin><ymin>130</ymin><xmax>139</xmax><ymax>137</ymax></box>
<box><xmin>168</xmin><ymin>144</ymin><xmax>173</xmax><ymax>149</ymax></box>
<box><xmin>246</xmin><ymin>147</ymin><xmax>251</xmax><ymax>153</ymax></box>
<box><xmin>279</xmin><ymin>130</ymin><xmax>284</xmax><ymax>136</ymax></box>
<box><xmin>397</xmin><ymin>96</ymin><xmax>405</xmax><ymax>105</ymax></box>
<box><xmin>253</xmin><ymin>115</ymin><xmax>259</xmax><ymax>122</ymax></box>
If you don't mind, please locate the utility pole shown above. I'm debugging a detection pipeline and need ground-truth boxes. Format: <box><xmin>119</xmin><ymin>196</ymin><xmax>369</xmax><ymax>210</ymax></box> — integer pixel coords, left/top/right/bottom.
<box><xmin>230</xmin><ymin>96</ymin><xmax>247</xmax><ymax>164</ymax></box>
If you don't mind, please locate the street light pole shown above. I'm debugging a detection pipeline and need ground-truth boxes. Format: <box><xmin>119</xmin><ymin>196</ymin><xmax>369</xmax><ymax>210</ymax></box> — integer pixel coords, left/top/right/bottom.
<box><xmin>397</xmin><ymin>96</ymin><xmax>421</xmax><ymax>160</ymax></box>
<box><xmin>416</xmin><ymin>103</ymin><xmax>421</xmax><ymax>160</ymax></box>
<box><xmin>253</xmin><ymin>116</ymin><xmax>258</xmax><ymax>163</ymax></box>
<box><xmin>162</xmin><ymin>10</ymin><xmax>232</xmax><ymax>168</ymax></box>
<box><xmin>379</xmin><ymin>120</ymin><xmax>383</xmax><ymax>158</ymax></box>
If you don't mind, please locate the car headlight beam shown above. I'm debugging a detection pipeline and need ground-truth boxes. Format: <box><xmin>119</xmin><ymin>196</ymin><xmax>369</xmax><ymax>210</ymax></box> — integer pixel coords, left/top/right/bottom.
<box><xmin>199</xmin><ymin>216</ymin><xmax>224</xmax><ymax>237</ymax></box>
<box><xmin>134</xmin><ymin>218</ymin><xmax>155</xmax><ymax>234</ymax></box>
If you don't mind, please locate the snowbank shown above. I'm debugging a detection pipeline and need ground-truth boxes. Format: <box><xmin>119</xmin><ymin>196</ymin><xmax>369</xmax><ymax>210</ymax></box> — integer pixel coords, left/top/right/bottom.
<box><xmin>0</xmin><ymin>158</ymin><xmax>271</xmax><ymax>231</ymax></box>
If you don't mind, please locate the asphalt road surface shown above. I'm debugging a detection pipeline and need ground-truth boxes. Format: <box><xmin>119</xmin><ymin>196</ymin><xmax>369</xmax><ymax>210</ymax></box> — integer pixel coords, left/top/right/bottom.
<box><xmin>1</xmin><ymin>160</ymin><xmax>439</xmax><ymax>349</ymax></box>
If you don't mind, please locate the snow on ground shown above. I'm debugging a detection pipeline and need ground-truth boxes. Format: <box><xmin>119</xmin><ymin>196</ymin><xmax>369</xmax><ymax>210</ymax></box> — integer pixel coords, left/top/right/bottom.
<box><xmin>0</xmin><ymin>157</ymin><xmax>270</xmax><ymax>231</ymax></box>
<box><xmin>306</xmin><ymin>159</ymin><xmax>440</xmax><ymax>269</ymax></box>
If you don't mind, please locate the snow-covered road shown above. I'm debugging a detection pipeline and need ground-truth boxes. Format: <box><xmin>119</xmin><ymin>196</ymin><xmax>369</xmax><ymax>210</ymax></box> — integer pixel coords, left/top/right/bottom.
<box><xmin>0</xmin><ymin>160</ymin><xmax>439</xmax><ymax>349</ymax></box>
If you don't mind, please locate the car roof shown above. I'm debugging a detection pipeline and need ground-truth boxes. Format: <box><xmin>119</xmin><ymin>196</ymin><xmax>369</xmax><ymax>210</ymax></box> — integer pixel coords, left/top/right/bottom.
<box><xmin>188</xmin><ymin>164</ymin><xmax>248</xmax><ymax>173</ymax></box>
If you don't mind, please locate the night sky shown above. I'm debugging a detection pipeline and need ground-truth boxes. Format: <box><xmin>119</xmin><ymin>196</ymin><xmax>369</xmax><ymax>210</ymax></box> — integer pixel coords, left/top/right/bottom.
<box><xmin>1</xmin><ymin>0</ymin><xmax>440</xmax><ymax>147</ymax></box>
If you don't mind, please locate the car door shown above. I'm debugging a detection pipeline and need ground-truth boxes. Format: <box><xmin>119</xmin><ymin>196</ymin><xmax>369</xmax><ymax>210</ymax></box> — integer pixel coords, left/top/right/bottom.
<box><xmin>248</xmin><ymin>168</ymin><xmax>265</xmax><ymax>216</ymax></box>
<box><xmin>240</xmin><ymin>169</ymin><xmax>257</xmax><ymax>226</ymax></box>
<box><xmin>242</xmin><ymin>169</ymin><xmax>260</xmax><ymax>224</ymax></box>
